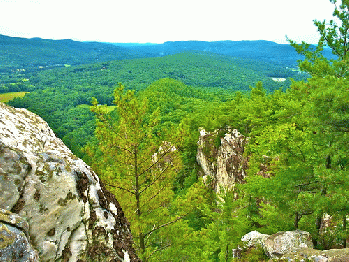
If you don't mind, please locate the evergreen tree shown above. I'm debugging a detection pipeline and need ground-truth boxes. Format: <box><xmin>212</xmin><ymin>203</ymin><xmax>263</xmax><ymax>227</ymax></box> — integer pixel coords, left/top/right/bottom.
<box><xmin>288</xmin><ymin>0</ymin><xmax>348</xmax><ymax>78</ymax></box>
<box><xmin>243</xmin><ymin>0</ymin><xmax>349</xmax><ymax>248</ymax></box>
<box><xmin>86</xmin><ymin>84</ymin><xmax>185</xmax><ymax>260</ymax></box>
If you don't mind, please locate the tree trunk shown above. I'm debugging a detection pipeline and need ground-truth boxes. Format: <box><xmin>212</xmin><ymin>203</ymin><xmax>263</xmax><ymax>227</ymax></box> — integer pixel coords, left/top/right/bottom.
<box><xmin>139</xmin><ymin>232</ymin><xmax>146</xmax><ymax>260</ymax></box>
<box><xmin>344</xmin><ymin>214</ymin><xmax>347</xmax><ymax>248</ymax></box>
<box><xmin>294</xmin><ymin>212</ymin><xmax>300</xmax><ymax>229</ymax></box>
<box><xmin>134</xmin><ymin>147</ymin><xmax>146</xmax><ymax>257</ymax></box>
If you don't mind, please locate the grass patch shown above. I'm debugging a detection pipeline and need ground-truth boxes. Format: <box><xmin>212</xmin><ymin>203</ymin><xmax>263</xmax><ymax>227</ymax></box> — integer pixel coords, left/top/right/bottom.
<box><xmin>77</xmin><ymin>104</ymin><xmax>116</xmax><ymax>113</ymax></box>
<box><xmin>0</xmin><ymin>92</ymin><xmax>29</xmax><ymax>103</ymax></box>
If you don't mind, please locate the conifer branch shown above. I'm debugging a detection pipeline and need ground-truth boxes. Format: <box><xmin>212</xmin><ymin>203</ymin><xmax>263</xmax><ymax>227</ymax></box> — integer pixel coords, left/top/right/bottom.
<box><xmin>138</xmin><ymin>146</ymin><xmax>173</xmax><ymax>177</ymax></box>
<box><xmin>139</xmin><ymin>164</ymin><xmax>170</xmax><ymax>195</ymax></box>
<box><xmin>143</xmin><ymin>215</ymin><xmax>186</xmax><ymax>238</ymax></box>
<box><xmin>146</xmin><ymin>243</ymin><xmax>172</xmax><ymax>260</ymax></box>
<box><xmin>141</xmin><ymin>184</ymin><xmax>167</xmax><ymax>210</ymax></box>
<box><xmin>106</xmin><ymin>183</ymin><xmax>135</xmax><ymax>195</ymax></box>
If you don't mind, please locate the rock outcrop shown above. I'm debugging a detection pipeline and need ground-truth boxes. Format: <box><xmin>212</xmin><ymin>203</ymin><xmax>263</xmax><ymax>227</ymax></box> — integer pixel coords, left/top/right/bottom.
<box><xmin>0</xmin><ymin>102</ymin><xmax>140</xmax><ymax>261</ymax></box>
<box><xmin>281</xmin><ymin>247</ymin><xmax>349</xmax><ymax>262</ymax></box>
<box><xmin>241</xmin><ymin>230</ymin><xmax>269</xmax><ymax>251</ymax></box>
<box><xmin>241</xmin><ymin>230</ymin><xmax>313</xmax><ymax>259</ymax></box>
<box><xmin>241</xmin><ymin>230</ymin><xmax>349</xmax><ymax>261</ymax></box>
<box><xmin>264</xmin><ymin>230</ymin><xmax>314</xmax><ymax>258</ymax></box>
<box><xmin>196</xmin><ymin>127</ymin><xmax>248</xmax><ymax>195</ymax></box>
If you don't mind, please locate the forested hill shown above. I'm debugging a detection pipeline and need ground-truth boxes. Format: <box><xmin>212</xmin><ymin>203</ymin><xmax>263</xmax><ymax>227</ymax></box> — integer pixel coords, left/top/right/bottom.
<box><xmin>113</xmin><ymin>40</ymin><xmax>336</xmax><ymax>67</ymax></box>
<box><xmin>0</xmin><ymin>34</ymin><xmax>140</xmax><ymax>72</ymax></box>
<box><xmin>1</xmin><ymin>34</ymin><xmax>335</xmax><ymax>74</ymax></box>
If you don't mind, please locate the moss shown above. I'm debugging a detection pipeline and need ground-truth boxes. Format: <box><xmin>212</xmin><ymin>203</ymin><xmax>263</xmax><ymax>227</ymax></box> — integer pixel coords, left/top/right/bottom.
<box><xmin>64</xmin><ymin>164</ymin><xmax>72</xmax><ymax>173</ymax></box>
<box><xmin>86</xmin><ymin>242</ymin><xmax>119</xmax><ymax>262</ymax></box>
<box><xmin>14</xmin><ymin>179</ymin><xmax>21</xmax><ymax>186</ymax></box>
<box><xmin>47</xmin><ymin>228</ymin><xmax>55</xmax><ymax>236</ymax></box>
<box><xmin>89</xmin><ymin>210</ymin><xmax>97</xmax><ymax>230</ymax></box>
<box><xmin>0</xmin><ymin>210</ymin><xmax>12</xmax><ymax>224</ymax></box>
<box><xmin>240</xmin><ymin>245</ymin><xmax>269</xmax><ymax>262</ymax></box>
<box><xmin>12</xmin><ymin>162</ymin><xmax>22</xmax><ymax>175</ymax></box>
<box><xmin>97</xmin><ymin>189</ymin><xmax>108</xmax><ymax>210</ymax></box>
<box><xmin>0</xmin><ymin>224</ymin><xmax>16</xmax><ymax>249</ymax></box>
<box><xmin>57</xmin><ymin>192</ymin><xmax>77</xmax><ymax>206</ymax></box>
<box><xmin>75</xmin><ymin>171</ymin><xmax>89</xmax><ymax>203</ymax></box>
<box><xmin>61</xmin><ymin>244</ymin><xmax>72</xmax><ymax>262</ymax></box>
<box><xmin>39</xmin><ymin>203</ymin><xmax>48</xmax><ymax>213</ymax></box>
<box><xmin>33</xmin><ymin>189</ymin><xmax>40</xmax><ymax>201</ymax></box>
<box><xmin>36</xmin><ymin>170</ymin><xmax>47</xmax><ymax>183</ymax></box>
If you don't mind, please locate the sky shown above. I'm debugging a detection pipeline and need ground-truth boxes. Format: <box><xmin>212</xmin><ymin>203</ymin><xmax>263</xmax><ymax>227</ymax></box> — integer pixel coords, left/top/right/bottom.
<box><xmin>0</xmin><ymin>0</ymin><xmax>336</xmax><ymax>44</ymax></box>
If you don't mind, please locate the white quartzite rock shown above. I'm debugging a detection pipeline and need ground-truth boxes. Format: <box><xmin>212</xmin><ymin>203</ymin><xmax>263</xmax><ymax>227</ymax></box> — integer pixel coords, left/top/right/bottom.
<box><xmin>241</xmin><ymin>230</ymin><xmax>269</xmax><ymax>250</ymax></box>
<box><xmin>0</xmin><ymin>102</ymin><xmax>140</xmax><ymax>261</ymax></box>
<box><xmin>196</xmin><ymin>127</ymin><xmax>248</xmax><ymax>195</ymax></box>
<box><xmin>241</xmin><ymin>230</ymin><xmax>313</xmax><ymax>258</ymax></box>
<box><xmin>264</xmin><ymin>230</ymin><xmax>313</xmax><ymax>258</ymax></box>
<box><xmin>241</xmin><ymin>230</ymin><xmax>328</xmax><ymax>261</ymax></box>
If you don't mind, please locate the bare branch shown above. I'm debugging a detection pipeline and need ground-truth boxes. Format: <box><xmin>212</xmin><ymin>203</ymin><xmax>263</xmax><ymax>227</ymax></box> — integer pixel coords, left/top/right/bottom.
<box><xmin>144</xmin><ymin>215</ymin><xmax>186</xmax><ymax>237</ymax></box>
<box><xmin>138</xmin><ymin>146</ymin><xmax>174</xmax><ymax>177</ymax></box>
<box><xmin>106</xmin><ymin>183</ymin><xmax>135</xmax><ymax>195</ymax></box>
<box><xmin>140</xmin><ymin>185</ymin><xmax>168</xmax><ymax>213</ymax></box>
<box><xmin>139</xmin><ymin>164</ymin><xmax>171</xmax><ymax>195</ymax></box>
<box><xmin>146</xmin><ymin>243</ymin><xmax>172</xmax><ymax>261</ymax></box>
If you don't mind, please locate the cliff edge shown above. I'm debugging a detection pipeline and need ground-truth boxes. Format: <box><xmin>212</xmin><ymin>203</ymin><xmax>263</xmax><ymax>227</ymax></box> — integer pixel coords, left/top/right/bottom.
<box><xmin>0</xmin><ymin>102</ymin><xmax>140</xmax><ymax>261</ymax></box>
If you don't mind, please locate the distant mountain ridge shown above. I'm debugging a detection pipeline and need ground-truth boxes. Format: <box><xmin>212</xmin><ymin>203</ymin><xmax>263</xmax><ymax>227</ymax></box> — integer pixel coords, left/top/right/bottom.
<box><xmin>112</xmin><ymin>40</ymin><xmax>336</xmax><ymax>67</ymax></box>
<box><xmin>0</xmin><ymin>34</ymin><xmax>139</xmax><ymax>72</ymax></box>
<box><xmin>0</xmin><ymin>34</ymin><xmax>336</xmax><ymax>74</ymax></box>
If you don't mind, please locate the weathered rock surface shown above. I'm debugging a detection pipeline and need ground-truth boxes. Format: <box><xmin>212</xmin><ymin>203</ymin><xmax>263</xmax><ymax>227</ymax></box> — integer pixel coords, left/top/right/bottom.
<box><xmin>196</xmin><ymin>127</ymin><xmax>248</xmax><ymax>195</ymax></box>
<box><xmin>264</xmin><ymin>230</ymin><xmax>313</xmax><ymax>258</ymax></box>
<box><xmin>0</xmin><ymin>208</ymin><xmax>39</xmax><ymax>261</ymax></box>
<box><xmin>241</xmin><ymin>230</ymin><xmax>269</xmax><ymax>250</ymax></box>
<box><xmin>0</xmin><ymin>102</ymin><xmax>140</xmax><ymax>261</ymax></box>
<box><xmin>281</xmin><ymin>247</ymin><xmax>349</xmax><ymax>261</ymax></box>
<box><xmin>241</xmin><ymin>230</ymin><xmax>349</xmax><ymax>261</ymax></box>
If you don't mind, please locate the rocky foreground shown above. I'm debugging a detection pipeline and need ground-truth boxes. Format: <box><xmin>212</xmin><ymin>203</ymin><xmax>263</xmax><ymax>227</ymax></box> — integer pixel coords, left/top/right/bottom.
<box><xmin>0</xmin><ymin>102</ymin><xmax>140</xmax><ymax>261</ymax></box>
<box><xmin>240</xmin><ymin>227</ymin><xmax>349</xmax><ymax>261</ymax></box>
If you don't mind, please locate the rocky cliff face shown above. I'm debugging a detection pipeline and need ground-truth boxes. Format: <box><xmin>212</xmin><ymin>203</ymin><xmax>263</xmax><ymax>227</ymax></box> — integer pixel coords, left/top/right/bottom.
<box><xmin>0</xmin><ymin>102</ymin><xmax>140</xmax><ymax>261</ymax></box>
<box><xmin>196</xmin><ymin>127</ymin><xmax>248</xmax><ymax>195</ymax></box>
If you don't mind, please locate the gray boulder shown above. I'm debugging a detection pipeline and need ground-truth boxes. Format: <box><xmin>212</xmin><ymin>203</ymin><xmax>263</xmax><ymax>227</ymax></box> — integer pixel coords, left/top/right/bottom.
<box><xmin>0</xmin><ymin>208</ymin><xmax>39</xmax><ymax>261</ymax></box>
<box><xmin>241</xmin><ymin>230</ymin><xmax>269</xmax><ymax>250</ymax></box>
<box><xmin>264</xmin><ymin>230</ymin><xmax>314</xmax><ymax>258</ymax></box>
<box><xmin>281</xmin><ymin>247</ymin><xmax>349</xmax><ymax>261</ymax></box>
<box><xmin>241</xmin><ymin>230</ymin><xmax>314</xmax><ymax>260</ymax></box>
<box><xmin>0</xmin><ymin>102</ymin><xmax>140</xmax><ymax>261</ymax></box>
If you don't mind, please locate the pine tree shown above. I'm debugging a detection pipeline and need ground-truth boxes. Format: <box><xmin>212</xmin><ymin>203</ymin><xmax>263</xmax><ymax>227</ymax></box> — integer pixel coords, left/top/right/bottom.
<box><xmin>288</xmin><ymin>0</ymin><xmax>348</xmax><ymax>78</ymax></box>
<box><xmin>86</xmin><ymin>84</ymin><xmax>184</xmax><ymax>260</ymax></box>
<box><xmin>243</xmin><ymin>0</ymin><xmax>349</xmax><ymax>248</ymax></box>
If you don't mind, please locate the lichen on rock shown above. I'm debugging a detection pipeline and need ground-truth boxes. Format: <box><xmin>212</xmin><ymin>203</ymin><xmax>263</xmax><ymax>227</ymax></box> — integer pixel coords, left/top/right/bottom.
<box><xmin>240</xmin><ymin>230</ymin><xmax>349</xmax><ymax>261</ymax></box>
<box><xmin>0</xmin><ymin>102</ymin><xmax>140</xmax><ymax>261</ymax></box>
<box><xmin>0</xmin><ymin>208</ymin><xmax>39</xmax><ymax>261</ymax></box>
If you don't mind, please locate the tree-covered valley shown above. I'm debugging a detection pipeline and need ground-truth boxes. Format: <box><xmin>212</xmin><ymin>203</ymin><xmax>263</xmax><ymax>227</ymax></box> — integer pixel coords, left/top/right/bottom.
<box><xmin>1</xmin><ymin>1</ymin><xmax>348</xmax><ymax>260</ymax></box>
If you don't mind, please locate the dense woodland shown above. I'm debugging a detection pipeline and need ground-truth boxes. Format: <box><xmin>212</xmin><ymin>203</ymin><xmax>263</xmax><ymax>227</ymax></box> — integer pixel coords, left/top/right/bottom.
<box><xmin>1</xmin><ymin>0</ymin><xmax>349</xmax><ymax>261</ymax></box>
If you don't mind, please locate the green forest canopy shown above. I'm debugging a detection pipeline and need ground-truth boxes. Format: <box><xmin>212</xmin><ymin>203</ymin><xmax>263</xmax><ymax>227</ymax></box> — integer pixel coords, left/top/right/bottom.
<box><xmin>3</xmin><ymin>1</ymin><xmax>349</xmax><ymax>259</ymax></box>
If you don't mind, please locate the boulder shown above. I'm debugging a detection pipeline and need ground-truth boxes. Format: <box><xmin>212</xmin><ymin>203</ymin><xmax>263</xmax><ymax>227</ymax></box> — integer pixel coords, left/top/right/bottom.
<box><xmin>281</xmin><ymin>247</ymin><xmax>349</xmax><ymax>261</ymax></box>
<box><xmin>0</xmin><ymin>102</ymin><xmax>140</xmax><ymax>261</ymax></box>
<box><xmin>264</xmin><ymin>230</ymin><xmax>314</xmax><ymax>258</ymax></box>
<box><xmin>241</xmin><ymin>230</ymin><xmax>270</xmax><ymax>250</ymax></box>
<box><xmin>241</xmin><ymin>230</ymin><xmax>314</xmax><ymax>260</ymax></box>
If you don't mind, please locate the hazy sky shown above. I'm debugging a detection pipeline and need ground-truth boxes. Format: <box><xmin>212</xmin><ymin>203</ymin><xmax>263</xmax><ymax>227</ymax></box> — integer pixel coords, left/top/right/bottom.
<box><xmin>0</xmin><ymin>0</ymin><xmax>335</xmax><ymax>44</ymax></box>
